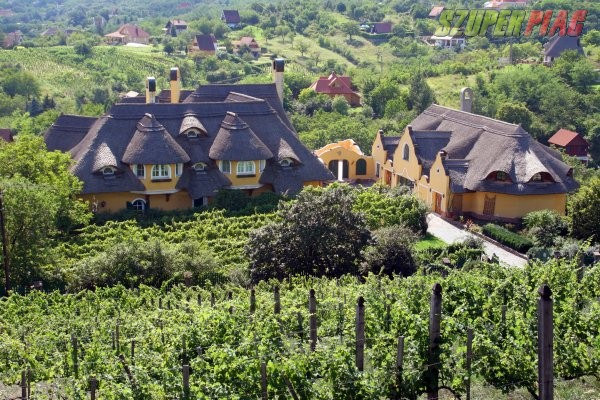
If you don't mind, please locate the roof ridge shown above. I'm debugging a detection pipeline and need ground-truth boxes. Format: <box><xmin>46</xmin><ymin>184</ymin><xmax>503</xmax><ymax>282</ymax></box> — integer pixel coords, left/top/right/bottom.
<box><xmin>424</xmin><ymin>105</ymin><xmax>527</xmax><ymax>137</ymax></box>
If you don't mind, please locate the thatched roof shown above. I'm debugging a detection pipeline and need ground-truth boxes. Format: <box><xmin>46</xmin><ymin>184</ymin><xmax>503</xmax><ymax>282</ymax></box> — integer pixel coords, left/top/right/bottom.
<box><xmin>44</xmin><ymin>82</ymin><xmax>333</xmax><ymax>196</ymax></box>
<box><xmin>409</xmin><ymin>104</ymin><xmax>578</xmax><ymax>195</ymax></box>
<box><xmin>544</xmin><ymin>34</ymin><xmax>584</xmax><ymax>58</ymax></box>
<box><xmin>122</xmin><ymin>114</ymin><xmax>190</xmax><ymax>165</ymax></box>
<box><xmin>209</xmin><ymin>112</ymin><xmax>273</xmax><ymax>161</ymax></box>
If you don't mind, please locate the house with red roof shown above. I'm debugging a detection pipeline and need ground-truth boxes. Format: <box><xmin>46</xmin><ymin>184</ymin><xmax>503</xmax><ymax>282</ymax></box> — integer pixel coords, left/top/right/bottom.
<box><xmin>104</xmin><ymin>24</ymin><xmax>150</xmax><ymax>45</ymax></box>
<box><xmin>189</xmin><ymin>34</ymin><xmax>217</xmax><ymax>55</ymax></box>
<box><xmin>308</xmin><ymin>72</ymin><xmax>361</xmax><ymax>107</ymax></box>
<box><xmin>548</xmin><ymin>129</ymin><xmax>589</xmax><ymax>163</ymax></box>
<box><xmin>233</xmin><ymin>37</ymin><xmax>261</xmax><ymax>58</ymax></box>
<box><xmin>429</xmin><ymin>6</ymin><xmax>444</xmax><ymax>18</ymax></box>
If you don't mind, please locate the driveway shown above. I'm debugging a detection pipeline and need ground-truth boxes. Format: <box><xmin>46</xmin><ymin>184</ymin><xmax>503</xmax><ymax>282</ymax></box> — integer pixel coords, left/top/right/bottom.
<box><xmin>426</xmin><ymin>214</ymin><xmax>528</xmax><ymax>268</ymax></box>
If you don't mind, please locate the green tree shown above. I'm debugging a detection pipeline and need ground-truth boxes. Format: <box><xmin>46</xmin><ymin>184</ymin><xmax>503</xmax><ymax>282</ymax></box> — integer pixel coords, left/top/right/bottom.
<box><xmin>582</xmin><ymin>30</ymin><xmax>600</xmax><ymax>47</ymax></box>
<box><xmin>246</xmin><ymin>185</ymin><xmax>371</xmax><ymax>282</ymax></box>
<box><xmin>368</xmin><ymin>79</ymin><xmax>401</xmax><ymax>117</ymax></box>
<box><xmin>0</xmin><ymin>134</ymin><xmax>91</xmax><ymax>290</ymax></box>
<box><xmin>586</xmin><ymin>125</ymin><xmax>600</xmax><ymax>165</ymax></box>
<box><xmin>361</xmin><ymin>224</ymin><xmax>417</xmax><ymax>276</ymax></box>
<box><xmin>407</xmin><ymin>73</ymin><xmax>435</xmax><ymax>114</ymax></box>
<box><xmin>523</xmin><ymin>209</ymin><xmax>567</xmax><ymax>247</ymax></box>
<box><xmin>342</xmin><ymin>22</ymin><xmax>360</xmax><ymax>41</ymax></box>
<box><xmin>1</xmin><ymin>70</ymin><xmax>41</xmax><ymax>99</ymax></box>
<box><xmin>331</xmin><ymin>95</ymin><xmax>349</xmax><ymax>115</ymax></box>
<box><xmin>568</xmin><ymin>176</ymin><xmax>600</xmax><ymax>241</ymax></box>
<box><xmin>297</xmin><ymin>40</ymin><xmax>309</xmax><ymax>57</ymax></box>
<box><xmin>495</xmin><ymin>102</ymin><xmax>533</xmax><ymax>132</ymax></box>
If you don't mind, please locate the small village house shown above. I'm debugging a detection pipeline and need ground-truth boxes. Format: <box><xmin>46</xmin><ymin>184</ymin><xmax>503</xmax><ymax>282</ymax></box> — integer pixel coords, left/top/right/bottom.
<box><xmin>308</xmin><ymin>72</ymin><xmax>361</xmax><ymax>107</ymax></box>
<box><xmin>428</xmin><ymin>6</ymin><xmax>444</xmax><ymax>19</ymax></box>
<box><xmin>221</xmin><ymin>10</ymin><xmax>241</xmax><ymax>29</ymax></box>
<box><xmin>429</xmin><ymin>34</ymin><xmax>466</xmax><ymax>50</ymax></box>
<box><xmin>44</xmin><ymin>62</ymin><xmax>333</xmax><ymax>213</ymax></box>
<box><xmin>164</xmin><ymin>19</ymin><xmax>187</xmax><ymax>36</ymax></box>
<box><xmin>3</xmin><ymin>30</ymin><xmax>22</xmax><ymax>48</ymax></box>
<box><xmin>104</xmin><ymin>24</ymin><xmax>150</xmax><ymax>45</ymax></box>
<box><xmin>543</xmin><ymin>34</ymin><xmax>584</xmax><ymax>66</ymax></box>
<box><xmin>371</xmin><ymin>22</ymin><xmax>392</xmax><ymax>34</ymax></box>
<box><xmin>483</xmin><ymin>0</ymin><xmax>529</xmax><ymax>9</ymax></box>
<box><xmin>189</xmin><ymin>34</ymin><xmax>217</xmax><ymax>55</ymax></box>
<box><xmin>371</xmin><ymin>88</ymin><xmax>578</xmax><ymax>222</ymax></box>
<box><xmin>233</xmin><ymin>37</ymin><xmax>261</xmax><ymax>58</ymax></box>
<box><xmin>315</xmin><ymin>140</ymin><xmax>375</xmax><ymax>182</ymax></box>
<box><xmin>548</xmin><ymin>129</ymin><xmax>589</xmax><ymax>164</ymax></box>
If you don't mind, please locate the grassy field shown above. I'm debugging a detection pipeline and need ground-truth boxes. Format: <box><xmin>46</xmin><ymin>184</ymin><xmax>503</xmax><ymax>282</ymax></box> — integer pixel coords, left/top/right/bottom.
<box><xmin>415</xmin><ymin>233</ymin><xmax>447</xmax><ymax>251</ymax></box>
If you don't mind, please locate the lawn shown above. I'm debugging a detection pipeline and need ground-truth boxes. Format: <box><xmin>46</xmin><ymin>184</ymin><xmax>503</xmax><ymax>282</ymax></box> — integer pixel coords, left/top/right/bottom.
<box><xmin>415</xmin><ymin>233</ymin><xmax>447</xmax><ymax>251</ymax></box>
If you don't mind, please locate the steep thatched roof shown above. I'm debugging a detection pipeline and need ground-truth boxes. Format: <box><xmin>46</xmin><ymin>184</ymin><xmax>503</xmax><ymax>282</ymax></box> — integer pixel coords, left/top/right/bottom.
<box><xmin>209</xmin><ymin>112</ymin><xmax>273</xmax><ymax>161</ymax></box>
<box><xmin>409</xmin><ymin>104</ymin><xmax>578</xmax><ymax>195</ymax></box>
<box><xmin>122</xmin><ymin>113</ymin><xmax>190</xmax><ymax>165</ymax></box>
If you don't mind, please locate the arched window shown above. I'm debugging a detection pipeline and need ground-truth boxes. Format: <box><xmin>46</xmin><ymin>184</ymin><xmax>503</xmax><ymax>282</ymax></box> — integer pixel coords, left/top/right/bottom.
<box><xmin>531</xmin><ymin>173</ymin><xmax>542</xmax><ymax>182</ymax></box>
<box><xmin>193</xmin><ymin>162</ymin><xmax>207</xmax><ymax>171</ymax></box>
<box><xmin>102</xmin><ymin>166</ymin><xmax>116</xmax><ymax>176</ymax></box>
<box><xmin>187</xmin><ymin>129</ymin><xmax>199</xmax><ymax>138</ymax></box>
<box><xmin>529</xmin><ymin>172</ymin><xmax>555</xmax><ymax>183</ymax></box>
<box><xmin>279</xmin><ymin>158</ymin><xmax>293</xmax><ymax>167</ymax></box>
<box><xmin>496</xmin><ymin>171</ymin><xmax>508</xmax><ymax>181</ymax></box>
<box><xmin>151</xmin><ymin>164</ymin><xmax>171</xmax><ymax>180</ymax></box>
<box><xmin>356</xmin><ymin>158</ymin><xmax>367</xmax><ymax>175</ymax></box>
<box><xmin>402</xmin><ymin>144</ymin><xmax>410</xmax><ymax>161</ymax></box>
<box><xmin>131</xmin><ymin>198</ymin><xmax>146</xmax><ymax>212</ymax></box>
<box><xmin>219</xmin><ymin>160</ymin><xmax>231</xmax><ymax>174</ymax></box>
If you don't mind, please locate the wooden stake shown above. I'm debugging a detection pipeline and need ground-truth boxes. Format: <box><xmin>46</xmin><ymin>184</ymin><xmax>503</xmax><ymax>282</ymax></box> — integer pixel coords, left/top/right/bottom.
<box><xmin>538</xmin><ymin>284</ymin><xmax>553</xmax><ymax>400</ymax></box>
<box><xmin>71</xmin><ymin>334</ymin><xmax>79</xmax><ymax>378</ymax></box>
<box><xmin>89</xmin><ymin>376</ymin><xmax>98</xmax><ymax>400</ymax></box>
<box><xmin>261</xmin><ymin>361</ymin><xmax>268</xmax><ymax>400</ymax></box>
<box><xmin>274</xmin><ymin>286</ymin><xmax>281</xmax><ymax>314</ymax></box>
<box><xmin>427</xmin><ymin>283</ymin><xmax>442</xmax><ymax>400</ymax></box>
<box><xmin>466</xmin><ymin>328</ymin><xmax>473</xmax><ymax>400</ymax></box>
<box><xmin>355</xmin><ymin>296</ymin><xmax>365</xmax><ymax>371</ymax></box>
<box><xmin>182</xmin><ymin>364</ymin><xmax>190</xmax><ymax>400</ymax></box>
<box><xmin>394</xmin><ymin>336</ymin><xmax>405</xmax><ymax>400</ymax></box>
<box><xmin>309</xmin><ymin>289</ymin><xmax>317</xmax><ymax>352</ymax></box>
<box><xmin>21</xmin><ymin>370</ymin><xmax>26</xmax><ymax>400</ymax></box>
<box><xmin>250</xmin><ymin>289</ymin><xmax>256</xmax><ymax>314</ymax></box>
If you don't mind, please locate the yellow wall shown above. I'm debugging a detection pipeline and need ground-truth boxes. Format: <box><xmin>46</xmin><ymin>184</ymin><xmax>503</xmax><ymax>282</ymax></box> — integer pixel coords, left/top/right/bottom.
<box><xmin>392</xmin><ymin>131</ymin><xmax>422</xmax><ymax>184</ymax></box>
<box><xmin>134</xmin><ymin>164</ymin><xmax>182</xmax><ymax>191</ymax></box>
<box><xmin>220</xmin><ymin>160</ymin><xmax>264</xmax><ymax>187</ymax></box>
<box><xmin>462</xmin><ymin>192</ymin><xmax>567</xmax><ymax>219</ymax></box>
<box><xmin>83</xmin><ymin>191</ymin><xmax>192</xmax><ymax>213</ymax></box>
<box><xmin>316</xmin><ymin>141</ymin><xmax>375</xmax><ymax>180</ymax></box>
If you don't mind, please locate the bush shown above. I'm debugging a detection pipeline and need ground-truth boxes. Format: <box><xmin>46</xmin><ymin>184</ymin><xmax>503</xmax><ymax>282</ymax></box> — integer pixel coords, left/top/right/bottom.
<box><xmin>361</xmin><ymin>224</ymin><xmax>417</xmax><ymax>276</ymax></box>
<box><xmin>523</xmin><ymin>209</ymin><xmax>567</xmax><ymax>247</ymax></box>
<box><xmin>482</xmin><ymin>223</ymin><xmax>533</xmax><ymax>253</ymax></box>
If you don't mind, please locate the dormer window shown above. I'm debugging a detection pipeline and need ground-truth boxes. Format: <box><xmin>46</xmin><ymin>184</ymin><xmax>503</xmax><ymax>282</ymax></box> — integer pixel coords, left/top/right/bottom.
<box><xmin>529</xmin><ymin>172</ymin><xmax>555</xmax><ymax>183</ymax></box>
<box><xmin>496</xmin><ymin>171</ymin><xmax>507</xmax><ymax>181</ymax></box>
<box><xmin>193</xmin><ymin>162</ymin><xmax>207</xmax><ymax>172</ymax></box>
<box><xmin>187</xmin><ymin>129</ymin><xmax>199</xmax><ymax>138</ymax></box>
<box><xmin>279</xmin><ymin>158</ymin><xmax>293</xmax><ymax>167</ymax></box>
<box><xmin>531</xmin><ymin>173</ymin><xmax>542</xmax><ymax>182</ymax></box>
<box><xmin>102</xmin><ymin>166</ymin><xmax>116</xmax><ymax>176</ymax></box>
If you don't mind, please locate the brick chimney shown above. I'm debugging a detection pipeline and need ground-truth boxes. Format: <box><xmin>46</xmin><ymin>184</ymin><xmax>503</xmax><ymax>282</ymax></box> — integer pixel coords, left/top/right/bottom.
<box><xmin>170</xmin><ymin>68</ymin><xmax>180</xmax><ymax>104</ymax></box>
<box><xmin>272</xmin><ymin>58</ymin><xmax>284</xmax><ymax>105</ymax></box>
<box><xmin>146</xmin><ymin>77</ymin><xmax>156</xmax><ymax>104</ymax></box>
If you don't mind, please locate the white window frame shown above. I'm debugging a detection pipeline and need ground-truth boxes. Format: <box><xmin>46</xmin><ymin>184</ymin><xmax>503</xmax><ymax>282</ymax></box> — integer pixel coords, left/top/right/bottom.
<box><xmin>134</xmin><ymin>164</ymin><xmax>145</xmax><ymax>178</ymax></box>
<box><xmin>151</xmin><ymin>164</ymin><xmax>171</xmax><ymax>180</ymax></box>
<box><xmin>236</xmin><ymin>161</ymin><xmax>255</xmax><ymax>176</ymax></box>
<box><xmin>279</xmin><ymin>158</ymin><xmax>292</xmax><ymax>167</ymax></box>
<box><xmin>259</xmin><ymin>159</ymin><xmax>266</xmax><ymax>172</ymax></box>
<box><xmin>131</xmin><ymin>198</ymin><xmax>146</xmax><ymax>211</ymax></box>
<box><xmin>219</xmin><ymin>160</ymin><xmax>231</xmax><ymax>174</ymax></box>
<box><xmin>175</xmin><ymin>163</ymin><xmax>183</xmax><ymax>177</ymax></box>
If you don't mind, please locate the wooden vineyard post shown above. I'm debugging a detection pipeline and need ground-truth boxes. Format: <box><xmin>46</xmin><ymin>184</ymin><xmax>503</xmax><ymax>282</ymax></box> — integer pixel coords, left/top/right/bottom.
<box><xmin>250</xmin><ymin>289</ymin><xmax>256</xmax><ymax>314</ymax></box>
<box><xmin>538</xmin><ymin>284</ymin><xmax>553</xmax><ymax>400</ymax></box>
<box><xmin>261</xmin><ymin>361</ymin><xmax>268</xmax><ymax>400</ymax></box>
<box><xmin>274</xmin><ymin>286</ymin><xmax>281</xmax><ymax>315</ymax></box>
<box><xmin>393</xmin><ymin>336</ymin><xmax>405</xmax><ymax>400</ymax></box>
<box><xmin>27</xmin><ymin>367</ymin><xmax>31</xmax><ymax>399</ymax></box>
<box><xmin>131</xmin><ymin>340</ymin><xmax>136</xmax><ymax>364</ymax></box>
<box><xmin>210</xmin><ymin>292</ymin><xmax>215</xmax><ymax>307</ymax></box>
<box><xmin>197</xmin><ymin>293</ymin><xmax>202</xmax><ymax>306</ymax></box>
<box><xmin>21</xmin><ymin>370</ymin><xmax>26</xmax><ymax>400</ymax></box>
<box><xmin>115</xmin><ymin>323</ymin><xmax>120</xmax><ymax>354</ymax></box>
<box><xmin>355</xmin><ymin>296</ymin><xmax>365</xmax><ymax>372</ymax></box>
<box><xmin>89</xmin><ymin>376</ymin><xmax>98</xmax><ymax>400</ymax></box>
<box><xmin>427</xmin><ymin>283</ymin><xmax>442</xmax><ymax>400</ymax></box>
<box><xmin>71</xmin><ymin>334</ymin><xmax>79</xmax><ymax>378</ymax></box>
<box><xmin>338</xmin><ymin>302</ymin><xmax>344</xmax><ymax>343</ymax></box>
<box><xmin>182</xmin><ymin>364</ymin><xmax>190</xmax><ymax>400</ymax></box>
<box><xmin>297</xmin><ymin>312</ymin><xmax>304</xmax><ymax>342</ymax></box>
<box><xmin>466</xmin><ymin>328</ymin><xmax>473</xmax><ymax>400</ymax></box>
<box><xmin>309</xmin><ymin>289</ymin><xmax>317</xmax><ymax>352</ymax></box>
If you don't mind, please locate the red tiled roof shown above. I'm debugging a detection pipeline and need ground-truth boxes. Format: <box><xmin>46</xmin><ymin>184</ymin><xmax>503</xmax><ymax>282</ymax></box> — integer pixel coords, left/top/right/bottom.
<box><xmin>548</xmin><ymin>129</ymin><xmax>587</xmax><ymax>147</ymax></box>
<box><xmin>429</xmin><ymin>6</ymin><xmax>444</xmax><ymax>17</ymax></box>
<box><xmin>309</xmin><ymin>72</ymin><xmax>358</xmax><ymax>96</ymax></box>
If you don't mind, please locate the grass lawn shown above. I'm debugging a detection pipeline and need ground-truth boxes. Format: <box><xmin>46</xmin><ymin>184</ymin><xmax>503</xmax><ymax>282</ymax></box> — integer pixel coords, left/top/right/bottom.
<box><xmin>427</xmin><ymin>73</ymin><xmax>478</xmax><ymax>109</ymax></box>
<box><xmin>415</xmin><ymin>233</ymin><xmax>447</xmax><ymax>251</ymax></box>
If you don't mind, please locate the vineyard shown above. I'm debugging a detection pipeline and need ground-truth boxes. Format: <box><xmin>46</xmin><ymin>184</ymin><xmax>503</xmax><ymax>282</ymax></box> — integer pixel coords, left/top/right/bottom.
<box><xmin>1</xmin><ymin>259</ymin><xmax>599</xmax><ymax>399</ymax></box>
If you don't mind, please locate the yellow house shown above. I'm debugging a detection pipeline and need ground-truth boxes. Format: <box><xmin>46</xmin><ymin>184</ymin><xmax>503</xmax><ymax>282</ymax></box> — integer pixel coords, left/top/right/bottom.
<box><xmin>315</xmin><ymin>139</ymin><xmax>375</xmax><ymax>182</ymax></box>
<box><xmin>372</xmin><ymin>104</ymin><xmax>578</xmax><ymax>222</ymax></box>
<box><xmin>45</xmin><ymin>63</ymin><xmax>333</xmax><ymax>213</ymax></box>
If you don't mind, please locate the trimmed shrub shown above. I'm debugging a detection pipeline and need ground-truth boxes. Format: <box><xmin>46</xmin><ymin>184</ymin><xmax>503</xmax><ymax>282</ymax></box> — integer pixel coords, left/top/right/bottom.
<box><xmin>482</xmin><ymin>223</ymin><xmax>533</xmax><ymax>253</ymax></box>
<box><xmin>361</xmin><ymin>224</ymin><xmax>417</xmax><ymax>276</ymax></box>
